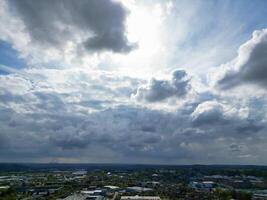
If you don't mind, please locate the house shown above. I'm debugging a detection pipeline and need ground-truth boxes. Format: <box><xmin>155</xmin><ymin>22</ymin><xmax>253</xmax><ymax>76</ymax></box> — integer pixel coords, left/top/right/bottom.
<box><xmin>121</xmin><ymin>195</ymin><xmax>161</xmax><ymax>200</ymax></box>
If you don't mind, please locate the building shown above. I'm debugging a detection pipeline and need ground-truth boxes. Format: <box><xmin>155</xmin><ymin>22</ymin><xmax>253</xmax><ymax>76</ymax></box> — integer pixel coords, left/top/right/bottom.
<box><xmin>81</xmin><ymin>189</ymin><xmax>105</xmax><ymax>196</ymax></box>
<box><xmin>60</xmin><ymin>193</ymin><xmax>104</xmax><ymax>200</ymax></box>
<box><xmin>126</xmin><ymin>187</ymin><xmax>153</xmax><ymax>193</ymax></box>
<box><xmin>104</xmin><ymin>185</ymin><xmax>120</xmax><ymax>190</ymax></box>
<box><xmin>121</xmin><ymin>195</ymin><xmax>161</xmax><ymax>200</ymax></box>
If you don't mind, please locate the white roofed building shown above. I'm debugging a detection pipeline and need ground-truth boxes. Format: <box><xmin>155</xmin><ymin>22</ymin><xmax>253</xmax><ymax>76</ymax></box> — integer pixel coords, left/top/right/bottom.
<box><xmin>121</xmin><ymin>195</ymin><xmax>161</xmax><ymax>200</ymax></box>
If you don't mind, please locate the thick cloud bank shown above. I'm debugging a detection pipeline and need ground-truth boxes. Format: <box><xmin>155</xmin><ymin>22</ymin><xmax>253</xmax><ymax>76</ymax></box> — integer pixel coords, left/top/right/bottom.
<box><xmin>218</xmin><ymin>29</ymin><xmax>267</xmax><ymax>89</ymax></box>
<box><xmin>0</xmin><ymin>68</ymin><xmax>266</xmax><ymax>164</ymax></box>
<box><xmin>134</xmin><ymin>70</ymin><xmax>191</xmax><ymax>102</ymax></box>
<box><xmin>7</xmin><ymin>0</ymin><xmax>135</xmax><ymax>53</ymax></box>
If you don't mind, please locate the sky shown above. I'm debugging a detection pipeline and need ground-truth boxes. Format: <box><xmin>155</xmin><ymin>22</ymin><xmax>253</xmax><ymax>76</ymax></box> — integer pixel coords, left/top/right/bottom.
<box><xmin>1</xmin><ymin>0</ymin><xmax>267</xmax><ymax>164</ymax></box>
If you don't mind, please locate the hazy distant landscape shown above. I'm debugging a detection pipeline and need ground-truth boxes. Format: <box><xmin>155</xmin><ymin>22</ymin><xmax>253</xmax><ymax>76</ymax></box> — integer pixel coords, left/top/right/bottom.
<box><xmin>1</xmin><ymin>163</ymin><xmax>267</xmax><ymax>199</ymax></box>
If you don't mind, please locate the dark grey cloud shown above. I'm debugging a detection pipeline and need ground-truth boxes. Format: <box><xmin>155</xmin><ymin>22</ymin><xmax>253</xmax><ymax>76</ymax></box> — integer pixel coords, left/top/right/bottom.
<box><xmin>8</xmin><ymin>0</ymin><xmax>135</xmax><ymax>53</ymax></box>
<box><xmin>1</xmin><ymin>92</ymin><xmax>266</xmax><ymax>164</ymax></box>
<box><xmin>134</xmin><ymin>69</ymin><xmax>191</xmax><ymax>102</ymax></box>
<box><xmin>236</xmin><ymin>120</ymin><xmax>263</xmax><ymax>134</ymax></box>
<box><xmin>1</xmin><ymin>69</ymin><xmax>267</xmax><ymax>164</ymax></box>
<box><xmin>218</xmin><ymin>29</ymin><xmax>267</xmax><ymax>89</ymax></box>
<box><xmin>191</xmin><ymin>101</ymin><xmax>226</xmax><ymax>126</ymax></box>
<box><xmin>50</xmin><ymin>134</ymin><xmax>89</xmax><ymax>150</ymax></box>
<box><xmin>229</xmin><ymin>143</ymin><xmax>244</xmax><ymax>153</ymax></box>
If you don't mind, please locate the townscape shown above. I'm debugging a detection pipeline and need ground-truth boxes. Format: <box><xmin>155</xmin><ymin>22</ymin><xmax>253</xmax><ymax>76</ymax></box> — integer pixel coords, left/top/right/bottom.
<box><xmin>0</xmin><ymin>164</ymin><xmax>267</xmax><ymax>200</ymax></box>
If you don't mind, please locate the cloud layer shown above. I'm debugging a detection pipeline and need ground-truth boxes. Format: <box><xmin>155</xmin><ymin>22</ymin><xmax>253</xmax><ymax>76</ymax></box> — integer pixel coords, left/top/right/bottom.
<box><xmin>7</xmin><ymin>0</ymin><xmax>135</xmax><ymax>53</ymax></box>
<box><xmin>0</xmin><ymin>67</ymin><xmax>266</xmax><ymax>164</ymax></box>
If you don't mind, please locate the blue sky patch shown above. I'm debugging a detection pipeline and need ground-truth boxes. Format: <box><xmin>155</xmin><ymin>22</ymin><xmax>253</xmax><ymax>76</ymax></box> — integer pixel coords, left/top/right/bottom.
<box><xmin>0</xmin><ymin>40</ymin><xmax>25</xmax><ymax>74</ymax></box>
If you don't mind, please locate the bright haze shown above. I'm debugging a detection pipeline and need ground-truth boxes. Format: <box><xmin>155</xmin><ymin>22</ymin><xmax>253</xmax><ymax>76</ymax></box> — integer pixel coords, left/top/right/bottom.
<box><xmin>1</xmin><ymin>0</ymin><xmax>267</xmax><ymax>165</ymax></box>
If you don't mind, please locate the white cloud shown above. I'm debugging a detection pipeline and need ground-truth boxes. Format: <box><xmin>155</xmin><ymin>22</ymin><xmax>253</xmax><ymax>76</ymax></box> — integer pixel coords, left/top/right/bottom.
<box><xmin>217</xmin><ymin>28</ymin><xmax>267</xmax><ymax>89</ymax></box>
